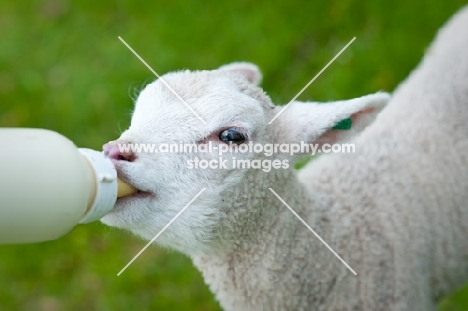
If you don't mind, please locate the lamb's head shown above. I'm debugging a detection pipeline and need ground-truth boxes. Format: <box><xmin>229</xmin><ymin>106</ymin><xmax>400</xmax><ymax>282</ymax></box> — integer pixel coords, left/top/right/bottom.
<box><xmin>101</xmin><ymin>62</ymin><xmax>389</xmax><ymax>255</ymax></box>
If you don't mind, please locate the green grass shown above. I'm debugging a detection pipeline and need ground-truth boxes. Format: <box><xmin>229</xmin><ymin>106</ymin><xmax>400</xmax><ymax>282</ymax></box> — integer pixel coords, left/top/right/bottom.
<box><xmin>1</xmin><ymin>0</ymin><xmax>467</xmax><ymax>310</ymax></box>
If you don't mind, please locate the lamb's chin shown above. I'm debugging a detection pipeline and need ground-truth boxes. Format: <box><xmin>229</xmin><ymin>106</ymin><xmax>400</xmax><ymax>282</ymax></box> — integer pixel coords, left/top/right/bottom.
<box><xmin>100</xmin><ymin>193</ymin><xmax>154</xmax><ymax>228</ymax></box>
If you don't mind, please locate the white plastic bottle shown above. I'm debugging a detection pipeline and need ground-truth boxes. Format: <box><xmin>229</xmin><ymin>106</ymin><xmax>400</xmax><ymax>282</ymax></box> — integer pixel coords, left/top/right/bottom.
<box><xmin>0</xmin><ymin>128</ymin><xmax>136</xmax><ymax>244</ymax></box>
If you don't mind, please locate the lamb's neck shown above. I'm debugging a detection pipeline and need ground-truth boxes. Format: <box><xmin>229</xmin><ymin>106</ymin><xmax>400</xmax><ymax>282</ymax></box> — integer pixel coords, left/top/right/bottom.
<box><xmin>191</xmin><ymin>170</ymin><xmax>340</xmax><ymax>310</ymax></box>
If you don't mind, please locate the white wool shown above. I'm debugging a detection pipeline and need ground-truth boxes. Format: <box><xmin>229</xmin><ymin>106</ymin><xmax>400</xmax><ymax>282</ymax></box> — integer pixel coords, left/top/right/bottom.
<box><xmin>101</xmin><ymin>5</ymin><xmax>468</xmax><ymax>310</ymax></box>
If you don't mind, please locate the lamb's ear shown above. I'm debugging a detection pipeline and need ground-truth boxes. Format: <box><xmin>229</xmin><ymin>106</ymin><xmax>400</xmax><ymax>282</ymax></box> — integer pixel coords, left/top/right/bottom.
<box><xmin>274</xmin><ymin>92</ymin><xmax>390</xmax><ymax>154</ymax></box>
<box><xmin>218</xmin><ymin>62</ymin><xmax>262</xmax><ymax>85</ymax></box>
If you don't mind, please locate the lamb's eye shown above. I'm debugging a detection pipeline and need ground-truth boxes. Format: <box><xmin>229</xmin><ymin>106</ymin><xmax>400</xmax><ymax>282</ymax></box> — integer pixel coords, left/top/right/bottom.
<box><xmin>219</xmin><ymin>128</ymin><xmax>246</xmax><ymax>145</ymax></box>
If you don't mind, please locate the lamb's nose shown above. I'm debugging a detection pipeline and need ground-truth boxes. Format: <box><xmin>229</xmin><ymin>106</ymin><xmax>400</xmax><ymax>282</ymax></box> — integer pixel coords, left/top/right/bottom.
<box><xmin>103</xmin><ymin>142</ymin><xmax>135</xmax><ymax>162</ymax></box>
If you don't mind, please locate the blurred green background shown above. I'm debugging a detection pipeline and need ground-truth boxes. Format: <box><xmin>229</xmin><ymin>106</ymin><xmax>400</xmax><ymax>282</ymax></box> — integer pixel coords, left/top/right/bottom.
<box><xmin>1</xmin><ymin>0</ymin><xmax>468</xmax><ymax>310</ymax></box>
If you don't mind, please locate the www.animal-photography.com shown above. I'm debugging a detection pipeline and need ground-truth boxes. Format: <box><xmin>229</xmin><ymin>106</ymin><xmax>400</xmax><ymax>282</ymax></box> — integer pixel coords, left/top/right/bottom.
<box><xmin>1</xmin><ymin>1</ymin><xmax>468</xmax><ymax>310</ymax></box>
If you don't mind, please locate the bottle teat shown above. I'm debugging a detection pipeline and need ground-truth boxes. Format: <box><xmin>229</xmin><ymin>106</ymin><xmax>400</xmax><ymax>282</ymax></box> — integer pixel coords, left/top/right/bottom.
<box><xmin>117</xmin><ymin>178</ymin><xmax>138</xmax><ymax>197</ymax></box>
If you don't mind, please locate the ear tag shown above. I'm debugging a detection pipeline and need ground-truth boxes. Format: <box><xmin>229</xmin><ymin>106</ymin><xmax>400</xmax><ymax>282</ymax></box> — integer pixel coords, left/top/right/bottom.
<box><xmin>332</xmin><ymin>118</ymin><xmax>352</xmax><ymax>130</ymax></box>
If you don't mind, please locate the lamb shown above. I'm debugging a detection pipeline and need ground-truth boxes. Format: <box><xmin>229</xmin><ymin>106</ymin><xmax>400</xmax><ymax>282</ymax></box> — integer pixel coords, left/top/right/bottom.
<box><xmin>101</xmin><ymin>5</ymin><xmax>468</xmax><ymax>311</ymax></box>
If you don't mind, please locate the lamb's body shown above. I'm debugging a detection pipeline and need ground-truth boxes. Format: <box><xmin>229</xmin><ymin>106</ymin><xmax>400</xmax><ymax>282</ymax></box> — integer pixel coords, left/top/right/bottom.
<box><xmin>315</xmin><ymin>12</ymin><xmax>468</xmax><ymax>306</ymax></box>
<box><xmin>102</xmin><ymin>6</ymin><xmax>468</xmax><ymax>311</ymax></box>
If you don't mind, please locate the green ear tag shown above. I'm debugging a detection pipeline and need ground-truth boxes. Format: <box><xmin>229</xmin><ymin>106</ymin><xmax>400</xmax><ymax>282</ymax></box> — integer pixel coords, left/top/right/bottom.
<box><xmin>332</xmin><ymin>118</ymin><xmax>352</xmax><ymax>130</ymax></box>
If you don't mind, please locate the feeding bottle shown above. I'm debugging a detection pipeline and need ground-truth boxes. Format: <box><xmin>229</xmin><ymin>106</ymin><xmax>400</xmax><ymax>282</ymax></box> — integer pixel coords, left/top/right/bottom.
<box><xmin>0</xmin><ymin>128</ymin><xmax>137</xmax><ymax>244</ymax></box>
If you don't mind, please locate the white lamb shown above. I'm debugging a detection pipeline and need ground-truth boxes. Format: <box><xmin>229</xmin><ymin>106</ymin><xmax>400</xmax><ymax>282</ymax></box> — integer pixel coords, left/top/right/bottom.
<box><xmin>101</xmin><ymin>5</ymin><xmax>468</xmax><ymax>311</ymax></box>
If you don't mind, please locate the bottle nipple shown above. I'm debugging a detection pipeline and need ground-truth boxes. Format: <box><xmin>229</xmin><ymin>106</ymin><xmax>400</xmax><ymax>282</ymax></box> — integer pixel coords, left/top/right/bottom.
<box><xmin>117</xmin><ymin>178</ymin><xmax>138</xmax><ymax>197</ymax></box>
